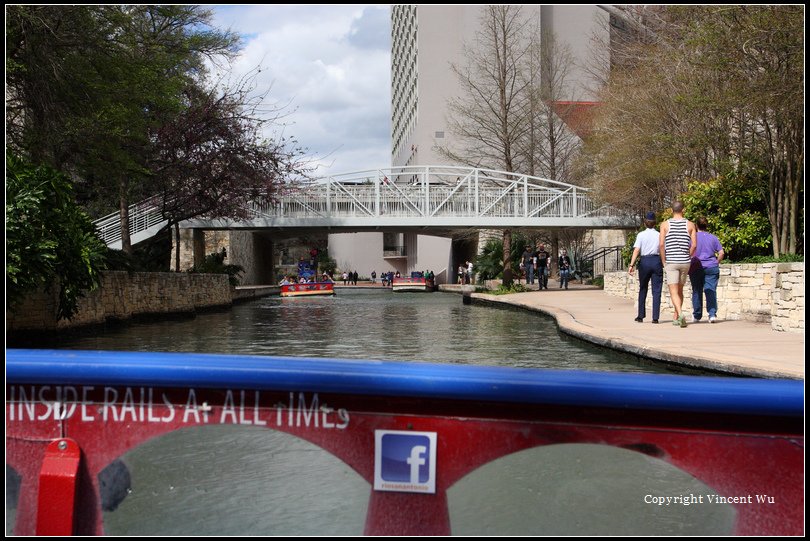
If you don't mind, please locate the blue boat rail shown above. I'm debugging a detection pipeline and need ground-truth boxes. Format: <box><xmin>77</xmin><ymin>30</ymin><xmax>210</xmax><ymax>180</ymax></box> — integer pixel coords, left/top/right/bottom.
<box><xmin>5</xmin><ymin>349</ymin><xmax>803</xmax><ymax>417</ymax></box>
<box><xmin>5</xmin><ymin>349</ymin><xmax>804</xmax><ymax>536</ymax></box>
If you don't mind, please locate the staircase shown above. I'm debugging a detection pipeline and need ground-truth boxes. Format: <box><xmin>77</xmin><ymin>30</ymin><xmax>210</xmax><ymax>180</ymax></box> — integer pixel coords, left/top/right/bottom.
<box><xmin>577</xmin><ymin>245</ymin><xmax>625</xmax><ymax>279</ymax></box>
<box><xmin>93</xmin><ymin>203</ymin><xmax>167</xmax><ymax>249</ymax></box>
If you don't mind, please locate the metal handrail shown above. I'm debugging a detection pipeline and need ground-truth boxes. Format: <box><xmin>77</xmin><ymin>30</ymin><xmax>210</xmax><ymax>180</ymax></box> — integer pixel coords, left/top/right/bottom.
<box><xmin>578</xmin><ymin>245</ymin><xmax>625</xmax><ymax>277</ymax></box>
<box><xmin>93</xmin><ymin>166</ymin><xmax>633</xmax><ymax>247</ymax></box>
<box><xmin>93</xmin><ymin>201</ymin><xmax>166</xmax><ymax>246</ymax></box>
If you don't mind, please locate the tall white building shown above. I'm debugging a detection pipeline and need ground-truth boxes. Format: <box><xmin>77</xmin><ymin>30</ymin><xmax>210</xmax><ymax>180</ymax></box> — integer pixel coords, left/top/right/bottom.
<box><xmin>329</xmin><ymin>6</ymin><xmax>610</xmax><ymax>283</ymax></box>
<box><xmin>391</xmin><ymin>5</ymin><xmax>605</xmax><ymax>169</ymax></box>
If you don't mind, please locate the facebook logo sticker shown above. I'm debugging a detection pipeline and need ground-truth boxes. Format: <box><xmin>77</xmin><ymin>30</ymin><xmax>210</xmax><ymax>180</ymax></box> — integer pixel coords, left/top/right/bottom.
<box><xmin>374</xmin><ymin>430</ymin><xmax>437</xmax><ymax>493</ymax></box>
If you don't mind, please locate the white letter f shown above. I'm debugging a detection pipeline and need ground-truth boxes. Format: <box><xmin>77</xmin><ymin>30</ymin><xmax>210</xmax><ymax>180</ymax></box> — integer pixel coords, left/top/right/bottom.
<box><xmin>407</xmin><ymin>445</ymin><xmax>427</xmax><ymax>483</ymax></box>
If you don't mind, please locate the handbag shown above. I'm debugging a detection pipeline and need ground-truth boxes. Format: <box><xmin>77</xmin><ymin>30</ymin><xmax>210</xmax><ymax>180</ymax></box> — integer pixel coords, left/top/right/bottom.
<box><xmin>688</xmin><ymin>256</ymin><xmax>702</xmax><ymax>275</ymax></box>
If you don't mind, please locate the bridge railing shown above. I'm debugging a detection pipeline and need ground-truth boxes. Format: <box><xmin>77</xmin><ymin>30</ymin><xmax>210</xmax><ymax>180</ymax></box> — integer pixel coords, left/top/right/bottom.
<box><xmin>93</xmin><ymin>166</ymin><xmax>629</xmax><ymax>247</ymax></box>
<box><xmin>246</xmin><ymin>166</ymin><xmax>618</xmax><ymax>221</ymax></box>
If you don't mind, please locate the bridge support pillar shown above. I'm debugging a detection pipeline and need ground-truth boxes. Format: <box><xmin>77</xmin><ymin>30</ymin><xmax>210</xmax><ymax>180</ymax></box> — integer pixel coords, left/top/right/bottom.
<box><xmin>192</xmin><ymin>229</ymin><xmax>206</xmax><ymax>268</ymax></box>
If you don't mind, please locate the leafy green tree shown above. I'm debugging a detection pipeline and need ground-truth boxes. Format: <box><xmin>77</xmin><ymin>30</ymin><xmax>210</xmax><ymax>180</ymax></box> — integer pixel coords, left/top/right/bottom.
<box><xmin>475</xmin><ymin>240</ymin><xmax>505</xmax><ymax>282</ymax></box>
<box><xmin>474</xmin><ymin>233</ymin><xmax>528</xmax><ymax>282</ymax></box>
<box><xmin>6</xmin><ymin>154</ymin><xmax>107</xmax><ymax>320</ymax></box>
<box><xmin>7</xmin><ymin>6</ymin><xmax>239</xmax><ymax>253</ymax></box>
<box><xmin>681</xmin><ymin>165</ymin><xmax>772</xmax><ymax>261</ymax></box>
<box><xmin>316</xmin><ymin>249</ymin><xmax>338</xmax><ymax>278</ymax></box>
<box><xmin>581</xmin><ymin>6</ymin><xmax>803</xmax><ymax>256</ymax></box>
<box><xmin>442</xmin><ymin>6</ymin><xmax>534</xmax><ymax>286</ymax></box>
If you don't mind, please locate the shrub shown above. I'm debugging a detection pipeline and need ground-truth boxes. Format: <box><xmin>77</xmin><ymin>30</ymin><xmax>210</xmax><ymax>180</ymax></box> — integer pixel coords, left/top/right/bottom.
<box><xmin>475</xmin><ymin>233</ymin><xmax>530</xmax><ymax>282</ymax></box>
<box><xmin>6</xmin><ymin>154</ymin><xmax>107</xmax><ymax>319</ymax></box>
<box><xmin>486</xmin><ymin>283</ymin><xmax>530</xmax><ymax>295</ymax></box>
<box><xmin>681</xmin><ymin>164</ymin><xmax>772</xmax><ymax>261</ymax></box>
<box><xmin>188</xmin><ymin>248</ymin><xmax>244</xmax><ymax>286</ymax></box>
<box><xmin>730</xmin><ymin>254</ymin><xmax>803</xmax><ymax>264</ymax></box>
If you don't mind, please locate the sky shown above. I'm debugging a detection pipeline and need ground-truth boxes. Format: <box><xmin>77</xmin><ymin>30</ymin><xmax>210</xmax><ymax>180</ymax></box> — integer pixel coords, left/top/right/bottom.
<box><xmin>209</xmin><ymin>5</ymin><xmax>392</xmax><ymax>178</ymax></box>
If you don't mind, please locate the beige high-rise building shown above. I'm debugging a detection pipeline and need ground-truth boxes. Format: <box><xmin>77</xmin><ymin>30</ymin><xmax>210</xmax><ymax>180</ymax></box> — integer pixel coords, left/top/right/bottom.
<box><xmin>391</xmin><ymin>5</ymin><xmax>606</xmax><ymax>169</ymax></box>
<box><xmin>329</xmin><ymin>6</ymin><xmax>613</xmax><ymax>283</ymax></box>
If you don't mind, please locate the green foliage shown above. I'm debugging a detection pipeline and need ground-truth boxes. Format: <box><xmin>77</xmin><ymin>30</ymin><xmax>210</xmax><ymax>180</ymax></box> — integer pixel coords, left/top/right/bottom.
<box><xmin>486</xmin><ymin>283</ymin><xmax>531</xmax><ymax>295</ymax></box>
<box><xmin>474</xmin><ymin>240</ymin><xmax>505</xmax><ymax>281</ymax></box>
<box><xmin>102</xmin><ymin>228</ymin><xmax>171</xmax><ymax>272</ymax></box>
<box><xmin>316</xmin><ymin>249</ymin><xmax>338</xmax><ymax>277</ymax></box>
<box><xmin>6</xmin><ymin>154</ymin><xmax>107</xmax><ymax>320</ymax></box>
<box><xmin>589</xmin><ymin>276</ymin><xmax>605</xmax><ymax>289</ymax></box>
<box><xmin>731</xmin><ymin>254</ymin><xmax>803</xmax><ymax>264</ymax></box>
<box><xmin>621</xmin><ymin>230</ymin><xmax>638</xmax><ymax>267</ymax></box>
<box><xmin>188</xmin><ymin>248</ymin><xmax>244</xmax><ymax>286</ymax></box>
<box><xmin>582</xmin><ymin>6</ymin><xmax>803</xmax><ymax>255</ymax></box>
<box><xmin>681</xmin><ymin>164</ymin><xmax>772</xmax><ymax>261</ymax></box>
<box><xmin>474</xmin><ymin>233</ymin><xmax>529</xmax><ymax>282</ymax></box>
<box><xmin>6</xmin><ymin>5</ymin><xmax>243</xmax><ymax>227</ymax></box>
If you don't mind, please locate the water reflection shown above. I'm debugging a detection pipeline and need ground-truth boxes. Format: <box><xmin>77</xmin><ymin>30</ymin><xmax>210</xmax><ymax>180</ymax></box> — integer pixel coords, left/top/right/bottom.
<box><xmin>46</xmin><ymin>291</ymin><xmax>691</xmax><ymax>374</ymax></box>
<box><xmin>102</xmin><ymin>425</ymin><xmax>369</xmax><ymax>536</ymax></box>
<box><xmin>448</xmin><ymin>444</ymin><xmax>735</xmax><ymax>535</ymax></box>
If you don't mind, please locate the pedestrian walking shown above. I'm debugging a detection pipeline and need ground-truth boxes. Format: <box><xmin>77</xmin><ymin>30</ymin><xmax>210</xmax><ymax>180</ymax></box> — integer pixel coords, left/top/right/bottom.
<box><xmin>521</xmin><ymin>247</ymin><xmax>535</xmax><ymax>285</ymax></box>
<box><xmin>659</xmin><ymin>202</ymin><xmax>697</xmax><ymax>327</ymax></box>
<box><xmin>535</xmin><ymin>245</ymin><xmax>550</xmax><ymax>290</ymax></box>
<box><xmin>689</xmin><ymin>217</ymin><xmax>725</xmax><ymax>323</ymax></box>
<box><xmin>558</xmin><ymin>249</ymin><xmax>572</xmax><ymax>290</ymax></box>
<box><xmin>628</xmin><ymin>212</ymin><xmax>664</xmax><ymax>323</ymax></box>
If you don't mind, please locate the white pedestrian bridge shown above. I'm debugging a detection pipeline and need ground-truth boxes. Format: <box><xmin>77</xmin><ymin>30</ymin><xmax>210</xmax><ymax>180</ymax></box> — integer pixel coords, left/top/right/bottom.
<box><xmin>95</xmin><ymin>166</ymin><xmax>634</xmax><ymax>247</ymax></box>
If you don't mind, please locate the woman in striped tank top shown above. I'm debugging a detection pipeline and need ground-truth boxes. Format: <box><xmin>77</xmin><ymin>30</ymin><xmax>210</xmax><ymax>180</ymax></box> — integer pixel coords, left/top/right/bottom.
<box><xmin>658</xmin><ymin>201</ymin><xmax>697</xmax><ymax>327</ymax></box>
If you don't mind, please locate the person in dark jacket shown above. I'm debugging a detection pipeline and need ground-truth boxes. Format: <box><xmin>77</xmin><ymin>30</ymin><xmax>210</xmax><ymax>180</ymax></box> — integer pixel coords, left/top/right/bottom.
<box><xmin>558</xmin><ymin>249</ymin><xmax>572</xmax><ymax>290</ymax></box>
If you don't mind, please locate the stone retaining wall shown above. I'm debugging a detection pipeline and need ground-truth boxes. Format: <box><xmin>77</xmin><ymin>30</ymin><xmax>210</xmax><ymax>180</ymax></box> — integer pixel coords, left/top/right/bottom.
<box><xmin>6</xmin><ymin>271</ymin><xmax>232</xmax><ymax>332</ymax></box>
<box><xmin>604</xmin><ymin>263</ymin><xmax>804</xmax><ymax>333</ymax></box>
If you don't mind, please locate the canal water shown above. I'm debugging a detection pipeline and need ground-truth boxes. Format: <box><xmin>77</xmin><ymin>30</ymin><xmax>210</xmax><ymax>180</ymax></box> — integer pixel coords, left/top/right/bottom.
<box><xmin>43</xmin><ymin>290</ymin><xmax>686</xmax><ymax>374</ymax></box>
<box><xmin>10</xmin><ymin>291</ymin><xmax>735</xmax><ymax>535</ymax></box>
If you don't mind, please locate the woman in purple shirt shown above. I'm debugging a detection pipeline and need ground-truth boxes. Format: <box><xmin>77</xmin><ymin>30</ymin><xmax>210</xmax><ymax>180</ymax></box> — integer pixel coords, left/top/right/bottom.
<box><xmin>689</xmin><ymin>217</ymin><xmax>725</xmax><ymax>323</ymax></box>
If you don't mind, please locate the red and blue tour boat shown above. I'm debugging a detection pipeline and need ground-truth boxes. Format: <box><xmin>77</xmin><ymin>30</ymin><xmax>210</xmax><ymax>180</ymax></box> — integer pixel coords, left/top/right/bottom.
<box><xmin>392</xmin><ymin>272</ymin><xmax>435</xmax><ymax>292</ymax></box>
<box><xmin>280</xmin><ymin>281</ymin><xmax>335</xmax><ymax>297</ymax></box>
<box><xmin>280</xmin><ymin>260</ymin><xmax>335</xmax><ymax>297</ymax></box>
<box><xmin>5</xmin><ymin>349</ymin><xmax>803</xmax><ymax>536</ymax></box>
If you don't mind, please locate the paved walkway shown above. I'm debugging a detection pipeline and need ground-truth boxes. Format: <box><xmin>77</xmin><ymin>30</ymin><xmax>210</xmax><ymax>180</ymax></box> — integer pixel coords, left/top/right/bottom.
<box><xmin>446</xmin><ymin>283</ymin><xmax>804</xmax><ymax>380</ymax></box>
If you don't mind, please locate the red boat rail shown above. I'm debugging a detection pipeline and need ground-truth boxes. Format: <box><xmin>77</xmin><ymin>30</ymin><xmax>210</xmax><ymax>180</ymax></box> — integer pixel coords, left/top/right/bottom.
<box><xmin>5</xmin><ymin>350</ymin><xmax>804</xmax><ymax>535</ymax></box>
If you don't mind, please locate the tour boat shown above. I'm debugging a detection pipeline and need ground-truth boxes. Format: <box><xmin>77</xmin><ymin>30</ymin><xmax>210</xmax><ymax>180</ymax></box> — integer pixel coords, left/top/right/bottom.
<box><xmin>5</xmin><ymin>349</ymin><xmax>803</xmax><ymax>536</ymax></box>
<box><xmin>279</xmin><ymin>281</ymin><xmax>335</xmax><ymax>297</ymax></box>
<box><xmin>392</xmin><ymin>274</ymin><xmax>435</xmax><ymax>292</ymax></box>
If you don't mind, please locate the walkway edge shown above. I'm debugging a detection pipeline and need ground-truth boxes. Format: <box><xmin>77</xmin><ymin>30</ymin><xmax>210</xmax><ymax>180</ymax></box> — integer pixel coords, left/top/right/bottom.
<box><xmin>469</xmin><ymin>293</ymin><xmax>802</xmax><ymax>380</ymax></box>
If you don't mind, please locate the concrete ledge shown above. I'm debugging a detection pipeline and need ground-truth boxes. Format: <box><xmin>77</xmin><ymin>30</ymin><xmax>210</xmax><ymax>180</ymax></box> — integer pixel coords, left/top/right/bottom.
<box><xmin>438</xmin><ymin>284</ymin><xmax>467</xmax><ymax>293</ymax></box>
<box><xmin>232</xmin><ymin>285</ymin><xmax>281</xmax><ymax>302</ymax></box>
